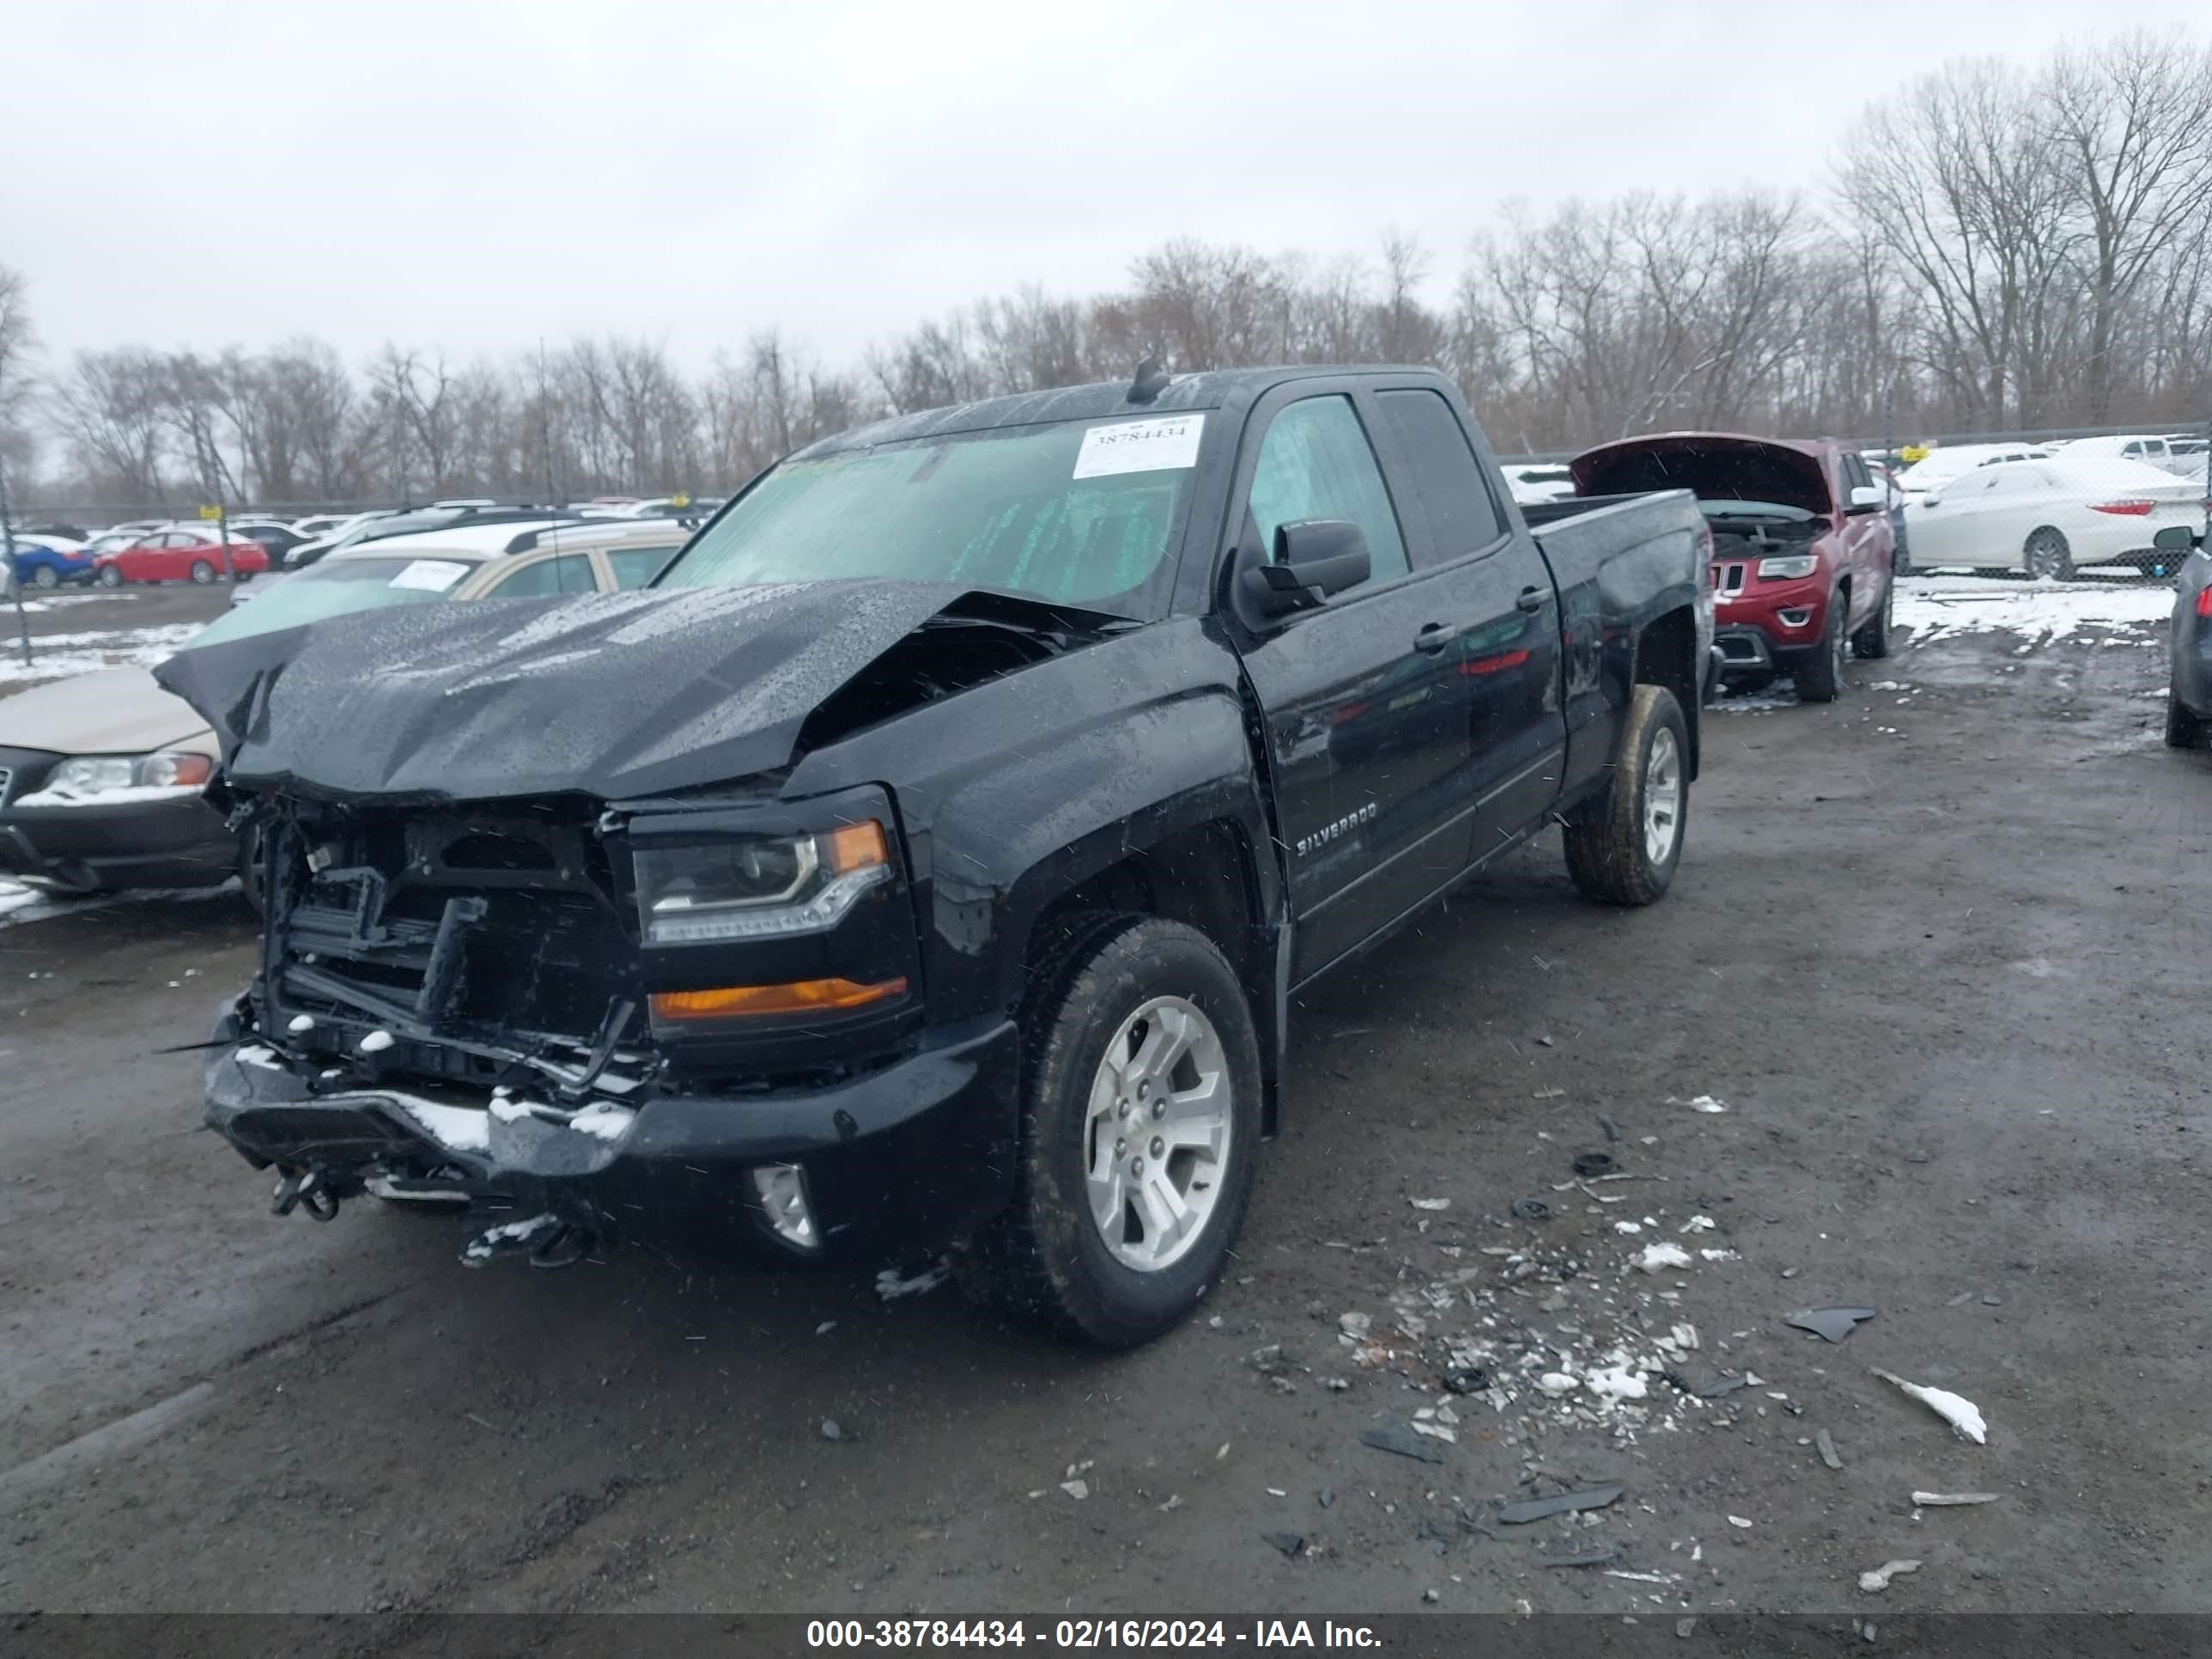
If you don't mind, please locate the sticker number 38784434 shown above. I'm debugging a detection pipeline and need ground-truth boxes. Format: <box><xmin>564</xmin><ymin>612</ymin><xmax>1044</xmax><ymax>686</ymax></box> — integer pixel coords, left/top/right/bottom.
<box><xmin>1073</xmin><ymin>414</ymin><xmax>1206</xmax><ymax>480</ymax></box>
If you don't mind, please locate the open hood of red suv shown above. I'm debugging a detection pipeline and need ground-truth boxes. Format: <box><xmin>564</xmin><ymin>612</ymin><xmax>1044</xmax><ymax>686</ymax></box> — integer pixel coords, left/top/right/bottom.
<box><xmin>1572</xmin><ymin>433</ymin><xmax>1832</xmax><ymax>518</ymax></box>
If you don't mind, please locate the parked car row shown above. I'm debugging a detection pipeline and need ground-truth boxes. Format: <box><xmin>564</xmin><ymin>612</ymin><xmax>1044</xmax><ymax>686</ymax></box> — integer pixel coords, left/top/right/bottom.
<box><xmin>3</xmin><ymin>497</ymin><xmax>720</xmax><ymax>590</ymax></box>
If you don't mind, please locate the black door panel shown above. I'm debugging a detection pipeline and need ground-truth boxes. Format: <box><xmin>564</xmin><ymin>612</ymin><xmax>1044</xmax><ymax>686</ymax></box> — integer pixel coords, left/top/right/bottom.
<box><xmin>1225</xmin><ymin>387</ymin><xmax>1474</xmax><ymax>982</ymax></box>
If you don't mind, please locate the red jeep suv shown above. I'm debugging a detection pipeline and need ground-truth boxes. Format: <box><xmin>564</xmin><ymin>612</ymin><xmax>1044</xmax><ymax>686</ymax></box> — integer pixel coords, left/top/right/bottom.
<box><xmin>1572</xmin><ymin>434</ymin><xmax>1898</xmax><ymax>702</ymax></box>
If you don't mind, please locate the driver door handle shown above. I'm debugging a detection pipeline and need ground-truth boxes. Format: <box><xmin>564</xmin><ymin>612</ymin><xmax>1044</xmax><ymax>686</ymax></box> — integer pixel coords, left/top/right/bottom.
<box><xmin>1516</xmin><ymin>585</ymin><xmax>1547</xmax><ymax>612</ymax></box>
<box><xmin>1413</xmin><ymin>623</ymin><xmax>1453</xmax><ymax>654</ymax></box>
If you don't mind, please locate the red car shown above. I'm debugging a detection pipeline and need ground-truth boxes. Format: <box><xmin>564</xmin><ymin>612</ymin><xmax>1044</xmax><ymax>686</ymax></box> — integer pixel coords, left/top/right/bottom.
<box><xmin>94</xmin><ymin>526</ymin><xmax>270</xmax><ymax>586</ymax></box>
<box><xmin>1571</xmin><ymin>434</ymin><xmax>1897</xmax><ymax>703</ymax></box>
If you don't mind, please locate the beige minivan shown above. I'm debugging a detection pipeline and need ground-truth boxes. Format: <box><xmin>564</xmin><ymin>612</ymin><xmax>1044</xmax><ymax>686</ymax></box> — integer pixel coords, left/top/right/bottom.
<box><xmin>0</xmin><ymin>520</ymin><xmax>692</xmax><ymax>900</ymax></box>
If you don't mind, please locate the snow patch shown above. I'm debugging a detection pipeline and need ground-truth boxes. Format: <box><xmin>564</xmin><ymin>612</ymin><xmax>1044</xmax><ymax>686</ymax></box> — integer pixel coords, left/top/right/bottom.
<box><xmin>386</xmin><ymin>1094</ymin><xmax>491</xmax><ymax>1152</ymax></box>
<box><xmin>1895</xmin><ymin>574</ymin><xmax>2172</xmax><ymax>649</ymax></box>
<box><xmin>566</xmin><ymin>1102</ymin><xmax>635</xmax><ymax>1141</ymax></box>
<box><xmin>10</xmin><ymin>781</ymin><xmax>205</xmax><ymax>809</ymax></box>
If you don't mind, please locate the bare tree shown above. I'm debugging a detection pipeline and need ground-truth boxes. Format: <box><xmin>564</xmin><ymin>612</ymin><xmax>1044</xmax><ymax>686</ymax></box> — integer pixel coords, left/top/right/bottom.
<box><xmin>50</xmin><ymin>349</ymin><xmax>170</xmax><ymax>502</ymax></box>
<box><xmin>2042</xmin><ymin>29</ymin><xmax>2212</xmax><ymax>422</ymax></box>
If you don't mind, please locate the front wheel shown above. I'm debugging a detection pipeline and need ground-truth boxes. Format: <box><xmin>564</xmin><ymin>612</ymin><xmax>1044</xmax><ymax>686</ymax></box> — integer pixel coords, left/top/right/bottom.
<box><xmin>1851</xmin><ymin>579</ymin><xmax>1893</xmax><ymax>659</ymax></box>
<box><xmin>1796</xmin><ymin>594</ymin><xmax>1847</xmax><ymax>703</ymax></box>
<box><xmin>188</xmin><ymin>560</ymin><xmax>216</xmax><ymax>585</ymax></box>
<box><xmin>31</xmin><ymin>565</ymin><xmax>60</xmax><ymax>590</ymax></box>
<box><xmin>963</xmin><ymin>915</ymin><xmax>1261</xmax><ymax>1347</ymax></box>
<box><xmin>97</xmin><ymin>564</ymin><xmax>125</xmax><ymax>588</ymax></box>
<box><xmin>1563</xmin><ymin>683</ymin><xmax>1689</xmax><ymax>907</ymax></box>
<box><xmin>2167</xmin><ymin>692</ymin><xmax>2208</xmax><ymax>750</ymax></box>
<box><xmin>2024</xmin><ymin>528</ymin><xmax>2073</xmax><ymax>581</ymax></box>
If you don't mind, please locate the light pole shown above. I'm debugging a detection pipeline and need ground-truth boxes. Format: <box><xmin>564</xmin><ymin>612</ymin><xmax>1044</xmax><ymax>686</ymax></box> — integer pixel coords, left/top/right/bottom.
<box><xmin>1</xmin><ymin>462</ymin><xmax>28</xmax><ymax>667</ymax></box>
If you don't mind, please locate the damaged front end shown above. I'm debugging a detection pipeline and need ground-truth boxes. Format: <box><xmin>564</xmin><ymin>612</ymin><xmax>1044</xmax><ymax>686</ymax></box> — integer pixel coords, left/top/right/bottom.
<box><xmin>155</xmin><ymin>580</ymin><xmax>1127</xmax><ymax>1269</ymax></box>
<box><xmin>209</xmin><ymin>781</ymin><xmax>1017</xmax><ymax>1268</ymax></box>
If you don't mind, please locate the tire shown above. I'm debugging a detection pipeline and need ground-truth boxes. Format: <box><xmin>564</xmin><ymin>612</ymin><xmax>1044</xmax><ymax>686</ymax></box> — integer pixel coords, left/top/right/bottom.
<box><xmin>2024</xmin><ymin>527</ymin><xmax>2073</xmax><ymax>581</ymax></box>
<box><xmin>963</xmin><ymin>914</ymin><xmax>1262</xmax><ymax>1348</ymax></box>
<box><xmin>2167</xmin><ymin>692</ymin><xmax>2208</xmax><ymax>750</ymax></box>
<box><xmin>96</xmin><ymin>564</ymin><xmax>124</xmax><ymax>588</ymax></box>
<box><xmin>188</xmin><ymin>560</ymin><xmax>216</xmax><ymax>585</ymax></box>
<box><xmin>1562</xmin><ymin>683</ymin><xmax>1689</xmax><ymax>907</ymax></box>
<box><xmin>31</xmin><ymin>565</ymin><xmax>59</xmax><ymax>590</ymax></box>
<box><xmin>1796</xmin><ymin>593</ymin><xmax>1848</xmax><ymax>703</ymax></box>
<box><xmin>1851</xmin><ymin>577</ymin><xmax>1893</xmax><ymax>659</ymax></box>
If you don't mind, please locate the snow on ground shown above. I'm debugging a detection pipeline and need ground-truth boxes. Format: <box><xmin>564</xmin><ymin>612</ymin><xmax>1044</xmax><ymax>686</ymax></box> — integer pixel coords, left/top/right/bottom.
<box><xmin>0</xmin><ymin>623</ymin><xmax>202</xmax><ymax>687</ymax></box>
<box><xmin>1895</xmin><ymin>574</ymin><xmax>2172</xmax><ymax>649</ymax></box>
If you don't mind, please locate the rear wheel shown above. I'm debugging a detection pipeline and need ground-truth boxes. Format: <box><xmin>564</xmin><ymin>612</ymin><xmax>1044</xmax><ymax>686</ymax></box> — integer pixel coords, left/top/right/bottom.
<box><xmin>1563</xmin><ymin>684</ymin><xmax>1688</xmax><ymax>906</ymax></box>
<box><xmin>2024</xmin><ymin>527</ymin><xmax>2073</xmax><ymax>581</ymax></box>
<box><xmin>1796</xmin><ymin>594</ymin><xmax>1848</xmax><ymax>703</ymax></box>
<box><xmin>2166</xmin><ymin>692</ymin><xmax>2208</xmax><ymax>750</ymax></box>
<box><xmin>188</xmin><ymin>560</ymin><xmax>216</xmax><ymax>585</ymax></box>
<box><xmin>96</xmin><ymin>564</ymin><xmax>124</xmax><ymax>588</ymax></box>
<box><xmin>1850</xmin><ymin>579</ymin><xmax>1893</xmax><ymax>659</ymax></box>
<box><xmin>31</xmin><ymin>565</ymin><xmax>59</xmax><ymax>590</ymax></box>
<box><xmin>962</xmin><ymin>915</ymin><xmax>1261</xmax><ymax>1347</ymax></box>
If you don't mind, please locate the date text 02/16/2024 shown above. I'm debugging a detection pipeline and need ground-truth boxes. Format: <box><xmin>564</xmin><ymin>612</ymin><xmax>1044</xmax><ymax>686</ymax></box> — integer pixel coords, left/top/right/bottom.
<box><xmin>805</xmin><ymin>1620</ymin><xmax>1383</xmax><ymax>1649</ymax></box>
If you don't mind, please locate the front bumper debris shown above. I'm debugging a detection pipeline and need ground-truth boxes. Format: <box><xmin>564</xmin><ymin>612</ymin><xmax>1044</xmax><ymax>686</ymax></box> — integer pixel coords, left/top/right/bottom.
<box><xmin>203</xmin><ymin>1006</ymin><xmax>1021</xmax><ymax>1265</ymax></box>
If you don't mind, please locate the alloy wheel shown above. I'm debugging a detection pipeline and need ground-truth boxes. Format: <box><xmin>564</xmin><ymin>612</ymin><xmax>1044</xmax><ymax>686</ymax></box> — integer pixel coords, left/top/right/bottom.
<box><xmin>1082</xmin><ymin>996</ymin><xmax>1232</xmax><ymax>1273</ymax></box>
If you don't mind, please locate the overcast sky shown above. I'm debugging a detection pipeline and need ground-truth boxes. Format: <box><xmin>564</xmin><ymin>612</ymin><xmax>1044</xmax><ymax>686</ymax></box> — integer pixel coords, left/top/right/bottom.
<box><xmin>9</xmin><ymin>1</ymin><xmax>2206</xmax><ymax>374</ymax></box>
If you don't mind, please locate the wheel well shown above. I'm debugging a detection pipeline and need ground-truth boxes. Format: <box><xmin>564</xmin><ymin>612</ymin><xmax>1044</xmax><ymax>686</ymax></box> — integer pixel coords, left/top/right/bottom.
<box><xmin>1633</xmin><ymin>605</ymin><xmax>1701</xmax><ymax>775</ymax></box>
<box><xmin>1025</xmin><ymin>820</ymin><xmax>1274</xmax><ymax>1127</ymax></box>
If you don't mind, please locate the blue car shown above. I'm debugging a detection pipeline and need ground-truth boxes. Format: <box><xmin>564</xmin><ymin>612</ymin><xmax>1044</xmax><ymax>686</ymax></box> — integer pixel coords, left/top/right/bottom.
<box><xmin>8</xmin><ymin>535</ymin><xmax>97</xmax><ymax>590</ymax></box>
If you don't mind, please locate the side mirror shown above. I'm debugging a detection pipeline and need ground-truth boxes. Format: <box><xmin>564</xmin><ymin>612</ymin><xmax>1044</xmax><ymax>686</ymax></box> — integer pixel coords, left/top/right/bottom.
<box><xmin>1241</xmin><ymin>520</ymin><xmax>1372</xmax><ymax>617</ymax></box>
<box><xmin>1847</xmin><ymin>483</ymin><xmax>1884</xmax><ymax>514</ymax></box>
<box><xmin>2152</xmin><ymin>524</ymin><xmax>2201</xmax><ymax>552</ymax></box>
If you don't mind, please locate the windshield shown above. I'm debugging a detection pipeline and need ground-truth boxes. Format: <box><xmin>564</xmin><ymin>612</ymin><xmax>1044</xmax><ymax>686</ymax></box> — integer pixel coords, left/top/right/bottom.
<box><xmin>185</xmin><ymin>555</ymin><xmax>477</xmax><ymax>647</ymax></box>
<box><xmin>659</xmin><ymin>414</ymin><xmax>1206</xmax><ymax>616</ymax></box>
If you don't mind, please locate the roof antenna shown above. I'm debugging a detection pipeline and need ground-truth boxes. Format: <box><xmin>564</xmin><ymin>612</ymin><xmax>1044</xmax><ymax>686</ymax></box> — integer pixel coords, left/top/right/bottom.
<box><xmin>1127</xmin><ymin>354</ymin><xmax>1170</xmax><ymax>405</ymax></box>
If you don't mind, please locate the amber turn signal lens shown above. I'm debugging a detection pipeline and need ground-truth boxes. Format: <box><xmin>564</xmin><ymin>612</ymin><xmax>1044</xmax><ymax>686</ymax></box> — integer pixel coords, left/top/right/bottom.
<box><xmin>823</xmin><ymin>820</ymin><xmax>889</xmax><ymax>872</ymax></box>
<box><xmin>649</xmin><ymin>976</ymin><xmax>908</xmax><ymax>1021</ymax></box>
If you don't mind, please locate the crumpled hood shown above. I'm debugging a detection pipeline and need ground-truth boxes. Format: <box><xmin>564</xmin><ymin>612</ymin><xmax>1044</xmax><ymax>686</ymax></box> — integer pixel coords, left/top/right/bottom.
<box><xmin>154</xmin><ymin>580</ymin><xmax>975</xmax><ymax>802</ymax></box>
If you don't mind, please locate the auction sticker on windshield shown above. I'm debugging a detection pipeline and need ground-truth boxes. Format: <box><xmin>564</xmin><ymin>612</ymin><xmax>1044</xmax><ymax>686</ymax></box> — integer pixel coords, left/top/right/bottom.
<box><xmin>388</xmin><ymin>560</ymin><xmax>471</xmax><ymax>592</ymax></box>
<box><xmin>1073</xmin><ymin>414</ymin><xmax>1206</xmax><ymax>479</ymax></box>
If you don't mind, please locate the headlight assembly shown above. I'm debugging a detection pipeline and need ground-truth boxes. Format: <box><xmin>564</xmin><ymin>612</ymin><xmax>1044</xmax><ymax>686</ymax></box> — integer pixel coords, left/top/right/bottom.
<box><xmin>635</xmin><ymin>821</ymin><xmax>892</xmax><ymax>944</ymax></box>
<box><xmin>38</xmin><ymin>750</ymin><xmax>214</xmax><ymax>799</ymax></box>
<box><xmin>1756</xmin><ymin>555</ymin><xmax>1820</xmax><ymax>580</ymax></box>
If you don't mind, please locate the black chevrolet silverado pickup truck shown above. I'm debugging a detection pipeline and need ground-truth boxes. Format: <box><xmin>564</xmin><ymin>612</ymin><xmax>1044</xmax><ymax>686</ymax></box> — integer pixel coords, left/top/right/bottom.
<box><xmin>158</xmin><ymin>365</ymin><xmax>1714</xmax><ymax>1346</ymax></box>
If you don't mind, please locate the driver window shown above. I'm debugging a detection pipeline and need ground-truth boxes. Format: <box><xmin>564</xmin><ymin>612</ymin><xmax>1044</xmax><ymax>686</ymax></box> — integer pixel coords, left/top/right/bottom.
<box><xmin>1246</xmin><ymin>396</ymin><xmax>1408</xmax><ymax>590</ymax></box>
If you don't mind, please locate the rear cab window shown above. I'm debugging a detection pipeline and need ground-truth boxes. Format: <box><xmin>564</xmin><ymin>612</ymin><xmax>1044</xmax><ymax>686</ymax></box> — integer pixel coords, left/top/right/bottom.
<box><xmin>1374</xmin><ymin>388</ymin><xmax>1506</xmax><ymax>566</ymax></box>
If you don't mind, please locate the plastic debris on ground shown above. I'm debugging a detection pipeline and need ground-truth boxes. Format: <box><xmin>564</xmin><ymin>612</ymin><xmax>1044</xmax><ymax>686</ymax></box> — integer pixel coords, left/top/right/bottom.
<box><xmin>1636</xmin><ymin>1243</ymin><xmax>1693</xmax><ymax>1273</ymax></box>
<box><xmin>1410</xmin><ymin>1197</ymin><xmax>1451</xmax><ymax>1211</ymax></box>
<box><xmin>1784</xmin><ymin>1306</ymin><xmax>1878</xmax><ymax>1342</ymax></box>
<box><xmin>1872</xmin><ymin>1369</ymin><xmax>1988</xmax><ymax>1443</ymax></box>
<box><xmin>1912</xmin><ymin>1490</ymin><xmax>2000</xmax><ymax>1506</ymax></box>
<box><xmin>1361</xmin><ymin>1420</ymin><xmax>1446</xmax><ymax>1463</ymax></box>
<box><xmin>873</xmin><ymin>1259</ymin><xmax>951</xmax><ymax>1300</ymax></box>
<box><xmin>1496</xmin><ymin>1484</ymin><xmax>1624</xmax><ymax>1524</ymax></box>
<box><xmin>1686</xmin><ymin>1095</ymin><xmax>1729</xmax><ymax>1114</ymax></box>
<box><xmin>1859</xmin><ymin>1559</ymin><xmax>1922</xmax><ymax>1592</ymax></box>
<box><xmin>1816</xmin><ymin>1429</ymin><xmax>1844</xmax><ymax>1469</ymax></box>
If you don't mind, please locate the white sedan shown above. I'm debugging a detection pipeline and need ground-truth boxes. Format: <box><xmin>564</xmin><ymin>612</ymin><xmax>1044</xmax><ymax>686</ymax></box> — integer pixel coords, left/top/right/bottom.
<box><xmin>1902</xmin><ymin>456</ymin><xmax>2207</xmax><ymax>578</ymax></box>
